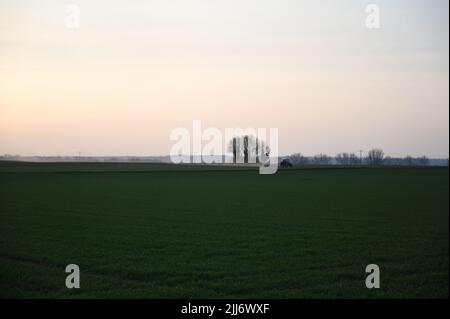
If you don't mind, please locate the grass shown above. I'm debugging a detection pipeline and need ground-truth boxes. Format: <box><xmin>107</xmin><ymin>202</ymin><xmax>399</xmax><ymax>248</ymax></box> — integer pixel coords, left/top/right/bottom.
<box><xmin>0</xmin><ymin>161</ymin><xmax>448</xmax><ymax>298</ymax></box>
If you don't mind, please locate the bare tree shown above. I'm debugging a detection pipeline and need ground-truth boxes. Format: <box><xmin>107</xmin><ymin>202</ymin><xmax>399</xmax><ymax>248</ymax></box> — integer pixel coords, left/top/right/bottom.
<box><xmin>335</xmin><ymin>153</ymin><xmax>349</xmax><ymax>165</ymax></box>
<box><xmin>418</xmin><ymin>156</ymin><xmax>430</xmax><ymax>166</ymax></box>
<box><xmin>335</xmin><ymin>153</ymin><xmax>360</xmax><ymax>166</ymax></box>
<box><xmin>367</xmin><ymin>148</ymin><xmax>384</xmax><ymax>166</ymax></box>
<box><xmin>232</xmin><ymin>137</ymin><xmax>237</xmax><ymax>163</ymax></box>
<box><xmin>312</xmin><ymin>153</ymin><xmax>332</xmax><ymax>165</ymax></box>
<box><xmin>243</xmin><ymin>135</ymin><xmax>249</xmax><ymax>163</ymax></box>
<box><xmin>349</xmin><ymin>153</ymin><xmax>359</xmax><ymax>166</ymax></box>
<box><xmin>227</xmin><ymin>135</ymin><xmax>267</xmax><ymax>164</ymax></box>
<box><xmin>290</xmin><ymin>153</ymin><xmax>309</xmax><ymax>166</ymax></box>
<box><xmin>255</xmin><ymin>137</ymin><xmax>259</xmax><ymax>163</ymax></box>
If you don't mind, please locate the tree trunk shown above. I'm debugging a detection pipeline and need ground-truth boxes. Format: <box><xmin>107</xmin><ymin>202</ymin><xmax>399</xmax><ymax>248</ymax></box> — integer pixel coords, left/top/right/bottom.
<box><xmin>232</xmin><ymin>138</ymin><xmax>237</xmax><ymax>163</ymax></box>
<box><xmin>255</xmin><ymin>138</ymin><xmax>259</xmax><ymax>164</ymax></box>
<box><xmin>244</xmin><ymin>136</ymin><xmax>248</xmax><ymax>163</ymax></box>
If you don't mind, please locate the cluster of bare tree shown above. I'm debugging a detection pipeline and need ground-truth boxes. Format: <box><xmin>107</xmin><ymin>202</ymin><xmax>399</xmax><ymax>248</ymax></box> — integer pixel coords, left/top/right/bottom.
<box><xmin>289</xmin><ymin>153</ymin><xmax>309</xmax><ymax>166</ymax></box>
<box><xmin>335</xmin><ymin>153</ymin><xmax>360</xmax><ymax>165</ymax></box>
<box><xmin>383</xmin><ymin>155</ymin><xmax>430</xmax><ymax>166</ymax></box>
<box><xmin>312</xmin><ymin>153</ymin><xmax>332</xmax><ymax>165</ymax></box>
<box><xmin>288</xmin><ymin>148</ymin><xmax>432</xmax><ymax>167</ymax></box>
<box><xmin>227</xmin><ymin>135</ymin><xmax>269</xmax><ymax>164</ymax></box>
<box><xmin>366</xmin><ymin>148</ymin><xmax>384</xmax><ymax>166</ymax></box>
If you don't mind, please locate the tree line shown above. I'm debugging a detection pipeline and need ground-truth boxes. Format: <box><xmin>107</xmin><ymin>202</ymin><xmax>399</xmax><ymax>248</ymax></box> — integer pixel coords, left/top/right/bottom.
<box><xmin>288</xmin><ymin>149</ymin><xmax>433</xmax><ymax>166</ymax></box>
<box><xmin>225</xmin><ymin>135</ymin><xmax>443</xmax><ymax>167</ymax></box>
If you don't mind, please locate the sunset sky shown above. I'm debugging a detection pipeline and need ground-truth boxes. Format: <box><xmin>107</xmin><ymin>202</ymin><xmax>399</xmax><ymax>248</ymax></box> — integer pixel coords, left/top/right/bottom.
<box><xmin>0</xmin><ymin>0</ymin><xmax>448</xmax><ymax>157</ymax></box>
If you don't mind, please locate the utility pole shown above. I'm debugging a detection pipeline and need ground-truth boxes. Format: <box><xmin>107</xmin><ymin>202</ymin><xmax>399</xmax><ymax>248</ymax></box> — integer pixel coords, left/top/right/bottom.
<box><xmin>360</xmin><ymin>150</ymin><xmax>363</xmax><ymax>165</ymax></box>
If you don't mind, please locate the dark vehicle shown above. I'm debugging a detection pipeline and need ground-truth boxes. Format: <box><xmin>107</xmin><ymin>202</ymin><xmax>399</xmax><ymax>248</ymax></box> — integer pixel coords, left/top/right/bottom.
<box><xmin>280</xmin><ymin>158</ymin><xmax>293</xmax><ymax>168</ymax></box>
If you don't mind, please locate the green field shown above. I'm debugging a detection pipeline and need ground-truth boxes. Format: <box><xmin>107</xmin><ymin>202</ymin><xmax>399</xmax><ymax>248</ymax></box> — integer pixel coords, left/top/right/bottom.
<box><xmin>0</xmin><ymin>161</ymin><xmax>448</xmax><ymax>298</ymax></box>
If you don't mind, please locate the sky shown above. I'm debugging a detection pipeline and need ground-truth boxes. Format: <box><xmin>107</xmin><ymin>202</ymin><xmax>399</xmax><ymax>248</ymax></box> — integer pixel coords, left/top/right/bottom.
<box><xmin>0</xmin><ymin>0</ymin><xmax>448</xmax><ymax>157</ymax></box>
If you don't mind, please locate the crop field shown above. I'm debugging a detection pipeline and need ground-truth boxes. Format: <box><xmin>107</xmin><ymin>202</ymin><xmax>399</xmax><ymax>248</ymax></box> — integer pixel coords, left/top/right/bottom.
<box><xmin>0</xmin><ymin>161</ymin><xmax>448</xmax><ymax>298</ymax></box>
